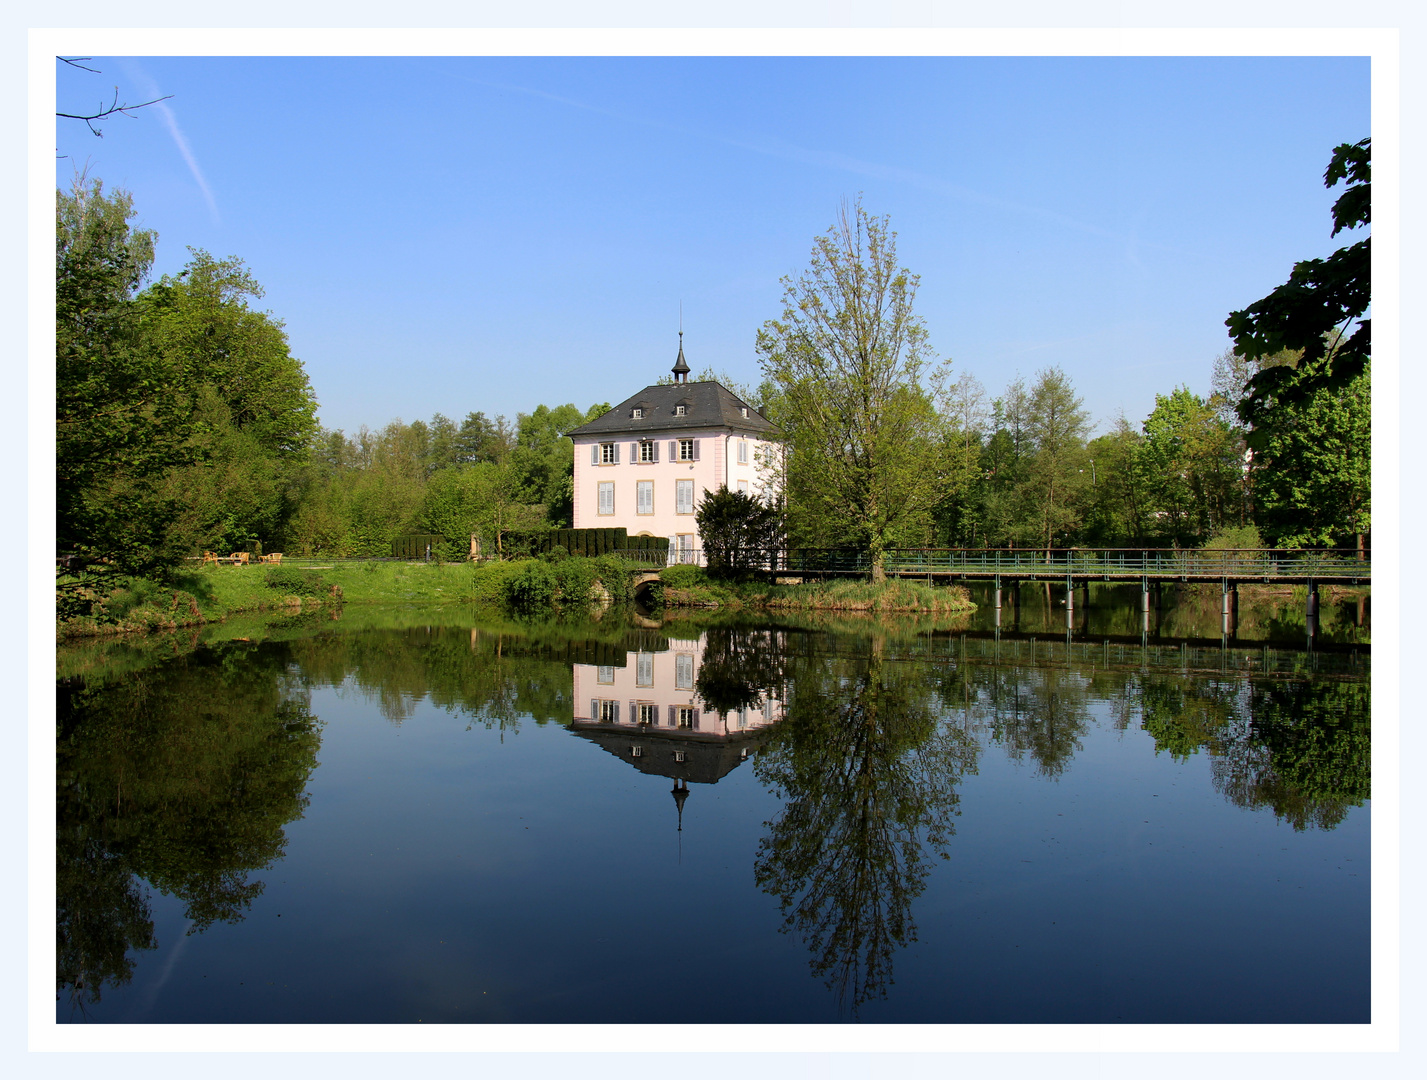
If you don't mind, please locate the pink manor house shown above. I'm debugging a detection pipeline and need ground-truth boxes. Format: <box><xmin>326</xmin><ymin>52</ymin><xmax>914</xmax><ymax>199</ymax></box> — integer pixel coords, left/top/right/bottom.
<box><xmin>566</xmin><ymin>335</ymin><xmax>782</xmax><ymax>563</ymax></box>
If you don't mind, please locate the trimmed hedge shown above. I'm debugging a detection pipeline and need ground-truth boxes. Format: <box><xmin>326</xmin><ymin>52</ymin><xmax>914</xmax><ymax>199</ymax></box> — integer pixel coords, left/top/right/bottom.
<box><xmin>506</xmin><ymin>528</ymin><xmax>670</xmax><ymax>559</ymax></box>
<box><xmin>393</xmin><ymin>534</ymin><xmax>445</xmax><ymax>559</ymax></box>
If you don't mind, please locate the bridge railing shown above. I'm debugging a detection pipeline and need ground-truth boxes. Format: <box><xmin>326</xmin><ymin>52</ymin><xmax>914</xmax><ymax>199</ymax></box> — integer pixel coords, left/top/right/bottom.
<box><xmin>875</xmin><ymin>547</ymin><xmax>1370</xmax><ymax>578</ymax></box>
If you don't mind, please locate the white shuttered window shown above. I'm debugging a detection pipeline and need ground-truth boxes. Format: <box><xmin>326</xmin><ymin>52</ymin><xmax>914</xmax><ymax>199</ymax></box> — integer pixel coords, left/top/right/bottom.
<box><xmin>676</xmin><ymin>479</ymin><xmax>694</xmax><ymax>514</ymax></box>
<box><xmin>598</xmin><ymin>482</ymin><xmax>614</xmax><ymax>515</ymax></box>
<box><xmin>637</xmin><ymin>480</ymin><xmax>654</xmax><ymax>514</ymax></box>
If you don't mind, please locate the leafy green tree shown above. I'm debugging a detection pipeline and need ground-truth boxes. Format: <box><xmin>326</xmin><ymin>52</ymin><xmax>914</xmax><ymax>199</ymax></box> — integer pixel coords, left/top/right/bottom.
<box><xmin>1250</xmin><ymin>363</ymin><xmax>1370</xmax><ymax>550</ymax></box>
<box><xmin>1082</xmin><ymin>418</ymin><xmax>1150</xmax><ymax>545</ymax></box>
<box><xmin>1138</xmin><ymin>387</ymin><xmax>1244</xmax><ymax>544</ymax></box>
<box><xmin>695</xmin><ymin>485</ymin><xmax>786</xmax><ymax>577</ymax></box>
<box><xmin>1018</xmin><ymin>367</ymin><xmax>1091</xmax><ymax>552</ymax></box>
<box><xmin>426</xmin><ymin>413</ymin><xmax>461</xmax><ymax>473</ymax></box>
<box><xmin>928</xmin><ymin>373</ymin><xmax>991</xmax><ymax>546</ymax></box>
<box><xmin>454</xmin><ymin>410</ymin><xmax>513</xmax><ymax>466</ymax></box>
<box><xmin>417</xmin><ymin>460</ymin><xmax>543</xmax><ymax>555</ymax></box>
<box><xmin>56</xmin><ymin>179</ymin><xmax>199</xmax><ymax>609</ymax></box>
<box><xmin>139</xmin><ymin>250</ymin><xmax>319</xmax><ymax>553</ymax></box>
<box><xmin>757</xmin><ymin>198</ymin><xmax>955</xmax><ymax>578</ymax></box>
<box><xmin>1227</xmin><ymin>139</ymin><xmax>1370</xmax><ymax>432</ymax></box>
<box><xmin>977</xmin><ymin>380</ymin><xmax>1035</xmax><ymax>547</ymax></box>
<box><xmin>507</xmin><ymin>402</ymin><xmax>607</xmax><ymax>527</ymax></box>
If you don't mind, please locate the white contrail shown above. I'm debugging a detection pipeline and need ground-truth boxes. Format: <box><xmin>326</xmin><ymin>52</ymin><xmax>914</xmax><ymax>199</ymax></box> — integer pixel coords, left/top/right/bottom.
<box><xmin>115</xmin><ymin>58</ymin><xmax>219</xmax><ymax>223</ymax></box>
<box><xmin>154</xmin><ymin>99</ymin><xmax>220</xmax><ymax>224</ymax></box>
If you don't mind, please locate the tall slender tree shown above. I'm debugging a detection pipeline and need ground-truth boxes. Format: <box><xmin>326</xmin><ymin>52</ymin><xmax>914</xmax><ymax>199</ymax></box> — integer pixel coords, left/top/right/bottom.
<box><xmin>1019</xmin><ymin>367</ymin><xmax>1092</xmax><ymax>553</ymax></box>
<box><xmin>757</xmin><ymin>198</ymin><xmax>955</xmax><ymax>579</ymax></box>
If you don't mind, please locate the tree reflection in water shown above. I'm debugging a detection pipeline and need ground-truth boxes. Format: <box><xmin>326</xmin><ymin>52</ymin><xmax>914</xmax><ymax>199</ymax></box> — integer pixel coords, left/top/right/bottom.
<box><xmin>56</xmin><ymin>645</ymin><xmax>321</xmax><ymax>1013</ymax></box>
<box><xmin>753</xmin><ymin>638</ymin><xmax>979</xmax><ymax>1014</ymax></box>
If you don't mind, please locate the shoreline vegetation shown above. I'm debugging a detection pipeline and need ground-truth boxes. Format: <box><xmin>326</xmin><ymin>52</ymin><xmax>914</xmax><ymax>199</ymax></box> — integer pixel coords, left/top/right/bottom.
<box><xmin>55</xmin><ymin>555</ymin><xmax>978</xmax><ymax>640</ymax></box>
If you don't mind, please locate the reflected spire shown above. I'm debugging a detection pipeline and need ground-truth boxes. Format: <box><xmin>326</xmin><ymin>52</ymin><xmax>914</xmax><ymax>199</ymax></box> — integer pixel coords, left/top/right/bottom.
<box><xmin>672</xmin><ymin>778</ymin><xmax>689</xmax><ymax>863</ymax></box>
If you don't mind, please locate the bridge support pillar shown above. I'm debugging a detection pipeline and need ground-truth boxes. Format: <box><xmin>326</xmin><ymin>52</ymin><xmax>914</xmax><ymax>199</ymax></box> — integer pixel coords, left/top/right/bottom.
<box><xmin>1065</xmin><ymin>577</ymin><xmax>1074</xmax><ymax>611</ymax></box>
<box><xmin>1305</xmin><ymin>580</ymin><xmax>1318</xmax><ymax>647</ymax></box>
<box><xmin>1141</xmin><ymin>576</ymin><xmax>1150</xmax><ymax>614</ymax></box>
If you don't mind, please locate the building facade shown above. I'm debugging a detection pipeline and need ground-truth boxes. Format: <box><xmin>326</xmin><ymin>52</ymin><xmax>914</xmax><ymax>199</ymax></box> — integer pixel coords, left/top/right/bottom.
<box><xmin>566</xmin><ymin>337</ymin><xmax>781</xmax><ymax>562</ymax></box>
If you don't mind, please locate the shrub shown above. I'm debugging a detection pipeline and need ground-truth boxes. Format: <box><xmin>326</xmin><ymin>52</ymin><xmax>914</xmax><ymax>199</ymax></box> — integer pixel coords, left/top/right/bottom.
<box><xmin>504</xmin><ymin>560</ymin><xmax>558</xmax><ymax>609</ymax></box>
<box><xmin>659</xmin><ymin>564</ymin><xmax>708</xmax><ymax>589</ymax></box>
<box><xmin>551</xmin><ymin>558</ymin><xmax>595</xmax><ymax>605</ymax></box>
<box><xmin>265</xmin><ymin>566</ymin><xmax>328</xmax><ymax>596</ymax></box>
<box><xmin>591</xmin><ymin>554</ymin><xmax>636</xmax><ymax>603</ymax></box>
<box><xmin>1201</xmin><ymin>525</ymin><xmax>1264</xmax><ymax>550</ymax></box>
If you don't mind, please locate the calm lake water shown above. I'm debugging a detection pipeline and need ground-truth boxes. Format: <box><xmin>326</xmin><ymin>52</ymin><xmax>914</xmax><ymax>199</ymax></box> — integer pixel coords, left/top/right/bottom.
<box><xmin>56</xmin><ymin>584</ymin><xmax>1370</xmax><ymax>1024</ymax></box>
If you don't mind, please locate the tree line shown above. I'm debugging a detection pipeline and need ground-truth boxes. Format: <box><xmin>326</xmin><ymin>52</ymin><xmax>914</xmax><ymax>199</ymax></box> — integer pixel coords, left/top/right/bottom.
<box><xmin>284</xmin><ymin>401</ymin><xmax>607</xmax><ymax>560</ymax></box>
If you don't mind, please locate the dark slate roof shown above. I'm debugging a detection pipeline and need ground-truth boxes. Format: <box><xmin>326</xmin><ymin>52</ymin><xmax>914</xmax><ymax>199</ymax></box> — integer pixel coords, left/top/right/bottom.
<box><xmin>567</xmin><ymin>381</ymin><xmax>781</xmax><ymax>439</ymax></box>
<box><xmin>568</xmin><ymin>722</ymin><xmax>771</xmax><ymax>784</ymax></box>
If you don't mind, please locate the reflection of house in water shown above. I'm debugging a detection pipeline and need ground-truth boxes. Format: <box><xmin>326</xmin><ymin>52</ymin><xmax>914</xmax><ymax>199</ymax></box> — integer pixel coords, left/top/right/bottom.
<box><xmin>570</xmin><ymin>633</ymin><xmax>785</xmax><ymax>799</ymax></box>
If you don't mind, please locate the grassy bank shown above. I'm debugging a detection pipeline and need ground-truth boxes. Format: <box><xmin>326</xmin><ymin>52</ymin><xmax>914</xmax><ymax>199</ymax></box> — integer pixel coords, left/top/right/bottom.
<box><xmin>652</xmin><ymin>565</ymin><xmax>974</xmax><ymax>614</ymax></box>
<box><xmin>57</xmin><ymin>555</ymin><xmax>640</xmax><ymax>639</ymax></box>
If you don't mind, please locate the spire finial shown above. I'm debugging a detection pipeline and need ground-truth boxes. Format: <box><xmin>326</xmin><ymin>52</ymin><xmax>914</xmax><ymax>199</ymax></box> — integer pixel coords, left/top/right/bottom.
<box><xmin>672</xmin><ymin>313</ymin><xmax>690</xmax><ymax>383</ymax></box>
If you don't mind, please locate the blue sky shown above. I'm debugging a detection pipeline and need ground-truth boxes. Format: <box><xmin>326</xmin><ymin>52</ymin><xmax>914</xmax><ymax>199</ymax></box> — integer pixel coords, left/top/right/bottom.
<box><xmin>54</xmin><ymin>53</ymin><xmax>1370</xmax><ymax>438</ymax></box>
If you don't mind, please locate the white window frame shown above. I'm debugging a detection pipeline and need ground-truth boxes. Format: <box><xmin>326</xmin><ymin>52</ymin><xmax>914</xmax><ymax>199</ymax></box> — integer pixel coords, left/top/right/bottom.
<box><xmin>596</xmin><ymin>665</ymin><xmax>615</xmax><ymax>684</ymax></box>
<box><xmin>675</xmin><ymin>653</ymin><xmax>694</xmax><ymax>690</ymax></box>
<box><xmin>675</xmin><ymin>479</ymin><xmax>694</xmax><ymax>515</ymax></box>
<box><xmin>675</xmin><ymin>404</ymin><xmax>687</xmax><ymax>417</ymax></box>
<box><xmin>636</xmin><ymin>653</ymin><xmax>653</xmax><ymax>687</ymax></box>
<box><xmin>598</xmin><ymin>481</ymin><xmax>615</xmax><ymax>515</ymax></box>
<box><xmin>738</xmin><ymin>440</ymin><xmax>749</xmax><ymax>464</ymax></box>
<box><xmin>636</xmin><ymin>479</ymin><xmax>654</xmax><ymax>515</ymax></box>
<box><xmin>637</xmin><ymin>702</ymin><xmax>658</xmax><ymax>725</ymax></box>
<box><xmin>679</xmin><ymin>438</ymin><xmax>695</xmax><ymax>461</ymax></box>
<box><xmin>639</xmin><ymin>439</ymin><xmax>657</xmax><ymax>463</ymax></box>
<box><xmin>632</xmin><ymin>407</ymin><xmax>643</xmax><ymax>419</ymax></box>
<box><xmin>600</xmin><ymin>442</ymin><xmax>618</xmax><ymax>464</ymax></box>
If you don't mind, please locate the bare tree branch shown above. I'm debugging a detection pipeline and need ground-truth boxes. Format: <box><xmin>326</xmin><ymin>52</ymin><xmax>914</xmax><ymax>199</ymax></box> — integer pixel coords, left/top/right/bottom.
<box><xmin>56</xmin><ymin>57</ymin><xmax>172</xmax><ymax>137</ymax></box>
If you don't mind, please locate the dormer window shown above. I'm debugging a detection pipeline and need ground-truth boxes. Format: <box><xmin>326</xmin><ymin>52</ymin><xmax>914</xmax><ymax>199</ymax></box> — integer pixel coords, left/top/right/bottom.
<box><xmin>740</xmin><ymin>407</ymin><xmax>749</xmax><ymax>418</ymax></box>
<box><xmin>632</xmin><ymin>407</ymin><xmax>643</xmax><ymax>419</ymax></box>
<box><xmin>674</xmin><ymin>405</ymin><xmax>687</xmax><ymax>417</ymax></box>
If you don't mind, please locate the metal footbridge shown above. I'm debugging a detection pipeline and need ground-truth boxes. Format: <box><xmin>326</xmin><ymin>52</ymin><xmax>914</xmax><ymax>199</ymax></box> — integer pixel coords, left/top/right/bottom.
<box><xmin>779</xmin><ymin>547</ymin><xmax>1370</xmax><ymax>625</ymax></box>
<box><xmin>781</xmin><ymin>547</ymin><xmax>1370</xmax><ymax>585</ymax></box>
